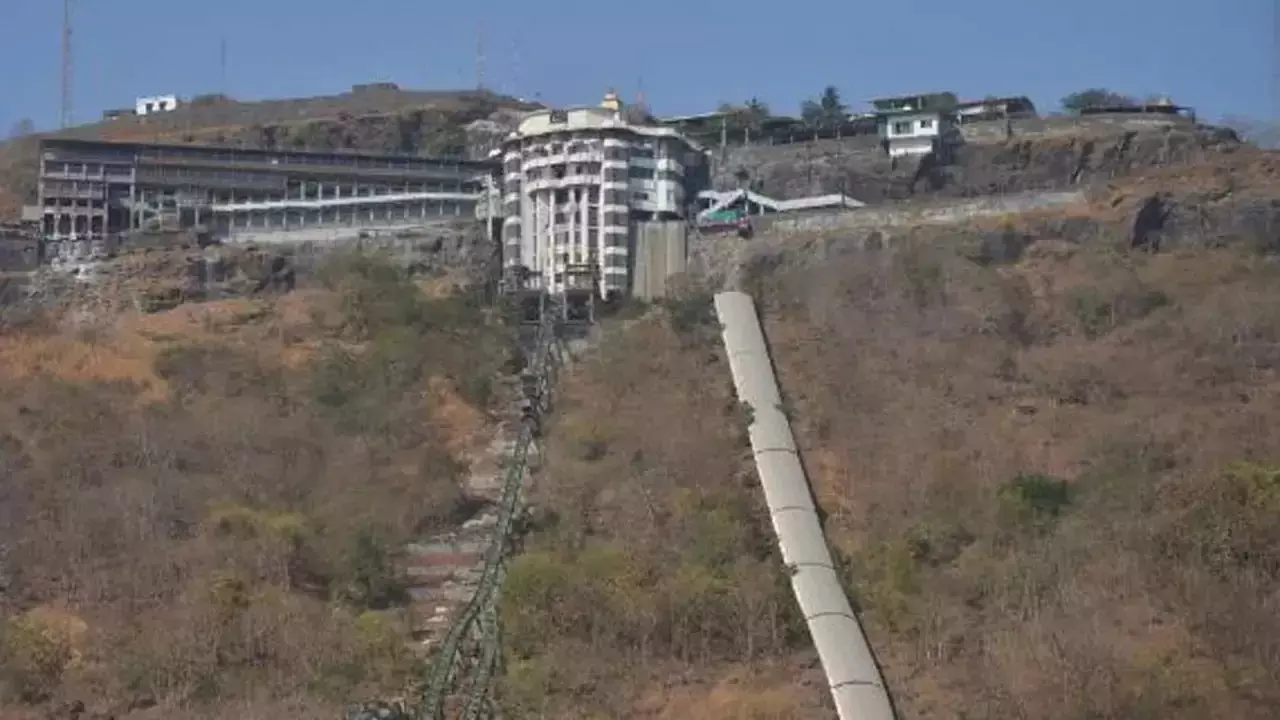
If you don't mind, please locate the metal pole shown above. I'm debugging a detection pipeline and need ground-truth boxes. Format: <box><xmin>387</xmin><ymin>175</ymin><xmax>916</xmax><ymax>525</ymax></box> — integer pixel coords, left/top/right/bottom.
<box><xmin>61</xmin><ymin>0</ymin><xmax>73</xmax><ymax>128</ymax></box>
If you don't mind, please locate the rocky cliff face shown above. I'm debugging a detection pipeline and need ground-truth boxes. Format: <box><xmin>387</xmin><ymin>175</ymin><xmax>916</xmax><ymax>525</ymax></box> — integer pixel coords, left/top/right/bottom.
<box><xmin>715</xmin><ymin>124</ymin><xmax>1242</xmax><ymax>204</ymax></box>
<box><xmin>192</xmin><ymin>102</ymin><xmax>524</xmax><ymax>159</ymax></box>
<box><xmin>695</xmin><ymin>145</ymin><xmax>1280</xmax><ymax>291</ymax></box>
<box><xmin>71</xmin><ymin>90</ymin><xmax>534</xmax><ymax>160</ymax></box>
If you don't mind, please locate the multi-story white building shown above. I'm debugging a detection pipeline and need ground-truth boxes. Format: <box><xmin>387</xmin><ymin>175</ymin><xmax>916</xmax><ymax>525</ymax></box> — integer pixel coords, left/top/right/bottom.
<box><xmin>871</xmin><ymin>92</ymin><xmax>964</xmax><ymax>158</ymax></box>
<box><xmin>500</xmin><ymin>91</ymin><xmax>707</xmax><ymax>299</ymax></box>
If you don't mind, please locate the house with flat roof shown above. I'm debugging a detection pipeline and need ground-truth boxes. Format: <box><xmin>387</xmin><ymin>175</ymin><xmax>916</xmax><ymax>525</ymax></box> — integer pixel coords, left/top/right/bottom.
<box><xmin>954</xmin><ymin>96</ymin><xmax>1037</xmax><ymax>124</ymax></box>
<box><xmin>871</xmin><ymin>92</ymin><xmax>962</xmax><ymax>158</ymax></box>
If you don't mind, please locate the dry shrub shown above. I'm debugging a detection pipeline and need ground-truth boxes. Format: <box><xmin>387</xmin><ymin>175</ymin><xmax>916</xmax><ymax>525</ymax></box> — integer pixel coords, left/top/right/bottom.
<box><xmin>0</xmin><ymin>253</ymin><xmax>509</xmax><ymax>717</ymax></box>
<box><xmin>508</xmin><ymin>234</ymin><xmax>1280</xmax><ymax>718</ymax></box>
<box><xmin>755</xmin><ymin>238</ymin><xmax>1280</xmax><ymax>718</ymax></box>
<box><xmin>499</xmin><ymin>316</ymin><xmax>810</xmax><ymax>718</ymax></box>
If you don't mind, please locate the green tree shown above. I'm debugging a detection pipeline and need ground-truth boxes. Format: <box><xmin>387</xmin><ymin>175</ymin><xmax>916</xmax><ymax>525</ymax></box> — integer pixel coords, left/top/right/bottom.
<box><xmin>1060</xmin><ymin>88</ymin><xmax>1136</xmax><ymax>113</ymax></box>
<box><xmin>801</xmin><ymin>86</ymin><xmax>847</xmax><ymax>128</ymax></box>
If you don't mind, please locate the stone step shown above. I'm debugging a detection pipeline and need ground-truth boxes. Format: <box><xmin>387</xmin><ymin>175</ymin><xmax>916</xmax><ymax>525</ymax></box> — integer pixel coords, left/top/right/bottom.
<box><xmin>397</xmin><ymin>366</ymin><xmax>540</xmax><ymax>662</ymax></box>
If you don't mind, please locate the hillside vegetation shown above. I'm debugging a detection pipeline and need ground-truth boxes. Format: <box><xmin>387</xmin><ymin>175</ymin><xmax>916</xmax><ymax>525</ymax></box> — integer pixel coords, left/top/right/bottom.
<box><xmin>0</xmin><ymin>255</ymin><xmax>513</xmax><ymax>719</ymax></box>
<box><xmin>507</xmin><ymin>222</ymin><xmax>1280</xmax><ymax>718</ymax></box>
<box><xmin>500</xmin><ymin>304</ymin><xmax>835</xmax><ymax>719</ymax></box>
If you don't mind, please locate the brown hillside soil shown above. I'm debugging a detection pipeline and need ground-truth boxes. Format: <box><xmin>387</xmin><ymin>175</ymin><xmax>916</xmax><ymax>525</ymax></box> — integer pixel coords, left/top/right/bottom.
<box><xmin>0</xmin><ymin>255</ymin><xmax>510</xmax><ymax>719</ymax></box>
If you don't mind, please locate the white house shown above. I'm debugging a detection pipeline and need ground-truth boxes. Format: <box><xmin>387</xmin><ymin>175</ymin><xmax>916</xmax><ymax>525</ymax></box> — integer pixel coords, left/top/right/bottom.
<box><xmin>881</xmin><ymin>110</ymin><xmax>958</xmax><ymax>158</ymax></box>
<box><xmin>870</xmin><ymin>93</ymin><xmax>963</xmax><ymax>158</ymax></box>
<box><xmin>135</xmin><ymin>95</ymin><xmax>180</xmax><ymax>116</ymax></box>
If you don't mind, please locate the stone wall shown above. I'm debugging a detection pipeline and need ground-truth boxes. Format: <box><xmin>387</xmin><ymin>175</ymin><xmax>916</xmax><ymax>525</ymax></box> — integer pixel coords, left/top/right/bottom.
<box><xmin>0</xmin><ymin>237</ymin><xmax>41</xmax><ymax>272</ymax></box>
<box><xmin>689</xmin><ymin>190</ymin><xmax>1090</xmax><ymax>289</ymax></box>
<box><xmin>631</xmin><ymin>220</ymin><xmax>688</xmax><ymax>300</ymax></box>
<box><xmin>0</xmin><ymin>223</ymin><xmax>41</xmax><ymax>271</ymax></box>
<box><xmin>960</xmin><ymin>113</ymin><xmax>1194</xmax><ymax>143</ymax></box>
<box><xmin>753</xmin><ymin>190</ymin><xmax>1087</xmax><ymax>236</ymax></box>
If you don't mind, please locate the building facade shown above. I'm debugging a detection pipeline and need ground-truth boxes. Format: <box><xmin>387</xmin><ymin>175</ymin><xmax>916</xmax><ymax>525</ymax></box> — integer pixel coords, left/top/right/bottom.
<box><xmin>499</xmin><ymin>91</ymin><xmax>708</xmax><ymax>299</ymax></box>
<box><xmin>881</xmin><ymin>109</ymin><xmax>958</xmax><ymax>157</ymax></box>
<box><xmin>136</xmin><ymin>95</ymin><xmax>180</xmax><ymax>116</ymax></box>
<box><xmin>35</xmin><ymin>138</ymin><xmax>499</xmax><ymax>252</ymax></box>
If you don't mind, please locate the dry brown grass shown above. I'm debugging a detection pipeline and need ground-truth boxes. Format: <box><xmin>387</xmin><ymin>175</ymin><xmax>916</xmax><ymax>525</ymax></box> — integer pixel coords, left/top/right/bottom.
<box><xmin>507</xmin><ymin>233</ymin><xmax>1280</xmax><ymax>718</ymax></box>
<box><xmin>499</xmin><ymin>307</ymin><xmax>829</xmax><ymax>718</ymax></box>
<box><xmin>0</xmin><ymin>254</ymin><xmax>510</xmax><ymax>718</ymax></box>
<box><xmin>757</xmin><ymin>237</ymin><xmax>1280</xmax><ymax>718</ymax></box>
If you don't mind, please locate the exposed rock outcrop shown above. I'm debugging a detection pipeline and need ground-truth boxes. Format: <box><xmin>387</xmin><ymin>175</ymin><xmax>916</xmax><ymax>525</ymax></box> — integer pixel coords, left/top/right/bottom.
<box><xmin>694</xmin><ymin>147</ymin><xmax>1280</xmax><ymax>289</ymax></box>
<box><xmin>715</xmin><ymin>124</ymin><xmax>1241</xmax><ymax>204</ymax></box>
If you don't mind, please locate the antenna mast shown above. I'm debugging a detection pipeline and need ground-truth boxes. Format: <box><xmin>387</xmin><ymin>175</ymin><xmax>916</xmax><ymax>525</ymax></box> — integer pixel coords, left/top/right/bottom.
<box><xmin>476</xmin><ymin>24</ymin><xmax>486</xmax><ymax>91</ymax></box>
<box><xmin>220</xmin><ymin>36</ymin><xmax>228</xmax><ymax>95</ymax></box>
<box><xmin>1274</xmin><ymin>0</ymin><xmax>1279</xmax><ymax>121</ymax></box>
<box><xmin>61</xmin><ymin>0</ymin><xmax>73</xmax><ymax>128</ymax></box>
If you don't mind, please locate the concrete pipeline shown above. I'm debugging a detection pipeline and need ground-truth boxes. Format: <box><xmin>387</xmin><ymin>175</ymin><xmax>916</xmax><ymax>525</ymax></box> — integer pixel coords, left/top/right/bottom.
<box><xmin>713</xmin><ymin>291</ymin><xmax>895</xmax><ymax>720</ymax></box>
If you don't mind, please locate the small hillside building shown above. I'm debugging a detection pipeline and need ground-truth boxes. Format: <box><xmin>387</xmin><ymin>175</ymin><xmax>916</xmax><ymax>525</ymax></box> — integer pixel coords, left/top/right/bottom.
<box><xmin>880</xmin><ymin>108</ymin><xmax>959</xmax><ymax>158</ymax></box>
<box><xmin>871</xmin><ymin>92</ymin><xmax>961</xmax><ymax>158</ymax></box>
<box><xmin>135</xmin><ymin>95</ymin><xmax>179</xmax><ymax>116</ymax></box>
<box><xmin>954</xmin><ymin>96</ymin><xmax>1036</xmax><ymax>124</ymax></box>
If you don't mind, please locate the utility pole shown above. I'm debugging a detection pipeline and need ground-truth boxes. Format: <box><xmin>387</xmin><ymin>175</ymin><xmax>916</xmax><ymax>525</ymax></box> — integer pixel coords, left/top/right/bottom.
<box><xmin>219</xmin><ymin>36</ymin><xmax>228</xmax><ymax>95</ymax></box>
<box><xmin>476</xmin><ymin>24</ymin><xmax>486</xmax><ymax>91</ymax></box>
<box><xmin>1274</xmin><ymin>0</ymin><xmax>1279</xmax><ymax>121</ymax></box>
<box><xmin>61</xmin><ymin>0</ymin><xmax>73</xmax><ymax>128</ymax></box>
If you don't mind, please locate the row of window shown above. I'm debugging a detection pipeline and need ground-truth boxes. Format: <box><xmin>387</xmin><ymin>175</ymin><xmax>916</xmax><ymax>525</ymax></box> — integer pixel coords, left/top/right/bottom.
<box><xmin>515</xmin><ymin>136</ymin><xmax>688</xmax><ymax>163</ymax></box>
<box><xmin>503</xmin><ymin>227</ymin><xmax>630</xmax><ymax>247</ymax></box>
<box><xmin>44</xmin><ymin>161</ymin><xmax>134</xmax><ymax>178</ymax></box>
<box><xmin>890</xmin><ymin>118</ymin><xmax>936</xmax><ymax>135</ymax></box>
<box><xmin>514</xmin><ymin>164</ymin><xmax>685</xmax><ymax>185</ymax></box>
<box><xmin>547</xmin><ymin>271</ymin><xmax>627</xmax><ymax>288</ymax></box>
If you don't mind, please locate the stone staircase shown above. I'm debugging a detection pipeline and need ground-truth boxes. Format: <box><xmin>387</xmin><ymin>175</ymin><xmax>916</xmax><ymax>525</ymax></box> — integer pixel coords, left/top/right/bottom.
<box><xmin>401</xmin><ymin>374</ymin><xmax>529</xmax><ymax>655</ymax></box>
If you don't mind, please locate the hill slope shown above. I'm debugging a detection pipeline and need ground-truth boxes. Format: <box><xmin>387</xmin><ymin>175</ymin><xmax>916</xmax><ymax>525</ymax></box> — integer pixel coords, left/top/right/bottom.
<box><xmin>0</xmin><ymin>254</ymin><xmax>515</xmax><ymax>719</ymax></box>
<box><xmin>505</xmin><ymin>144</ymin><xmax>1280</xmax><ymax>719</ymax></box>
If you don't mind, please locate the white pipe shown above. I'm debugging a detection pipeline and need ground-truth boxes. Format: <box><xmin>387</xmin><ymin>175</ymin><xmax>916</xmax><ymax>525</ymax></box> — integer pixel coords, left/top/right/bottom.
<box><xmin>713</xmin><ymin>291</ymin><xmax>895</xmax><ymax>720</ymax></box>
<box><xmin>207</xmin><ymin>191</ymin><xmax>479</xmax><ymax>213</ymax></box>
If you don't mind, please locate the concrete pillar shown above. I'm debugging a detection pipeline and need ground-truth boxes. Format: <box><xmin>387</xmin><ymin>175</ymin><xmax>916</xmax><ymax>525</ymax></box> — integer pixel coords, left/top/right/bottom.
<box><xmin>578</xmin><ymin>187</ymin><xmax>589</xmax><ymax>266</ymax></box>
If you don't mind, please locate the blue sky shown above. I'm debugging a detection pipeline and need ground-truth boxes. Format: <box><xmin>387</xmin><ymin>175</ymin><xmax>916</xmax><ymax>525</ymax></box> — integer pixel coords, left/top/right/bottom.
<box><xmin>0</xmin><ymin>0</ymin><xmax>1272</xmax><ymax>134</ymax></box>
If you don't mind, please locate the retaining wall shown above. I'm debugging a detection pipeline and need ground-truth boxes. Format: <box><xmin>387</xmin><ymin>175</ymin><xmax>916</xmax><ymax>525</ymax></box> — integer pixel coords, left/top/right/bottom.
<box><xmin>744</xmin><ymin>190</ymin><xmax>1087</xmax><ymax>237</ymax></box>
<box><xmin>631</xmin><ymin>220</ymin><xmax>688</xmax><ymax>300</ymax></box>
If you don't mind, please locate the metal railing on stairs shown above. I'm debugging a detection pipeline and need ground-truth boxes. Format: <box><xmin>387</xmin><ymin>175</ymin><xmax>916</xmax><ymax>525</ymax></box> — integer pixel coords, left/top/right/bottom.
<box><xmin>412</xmin><ymin>301</ymin><xmax>559</xmax><ymax>719</ymax></box>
